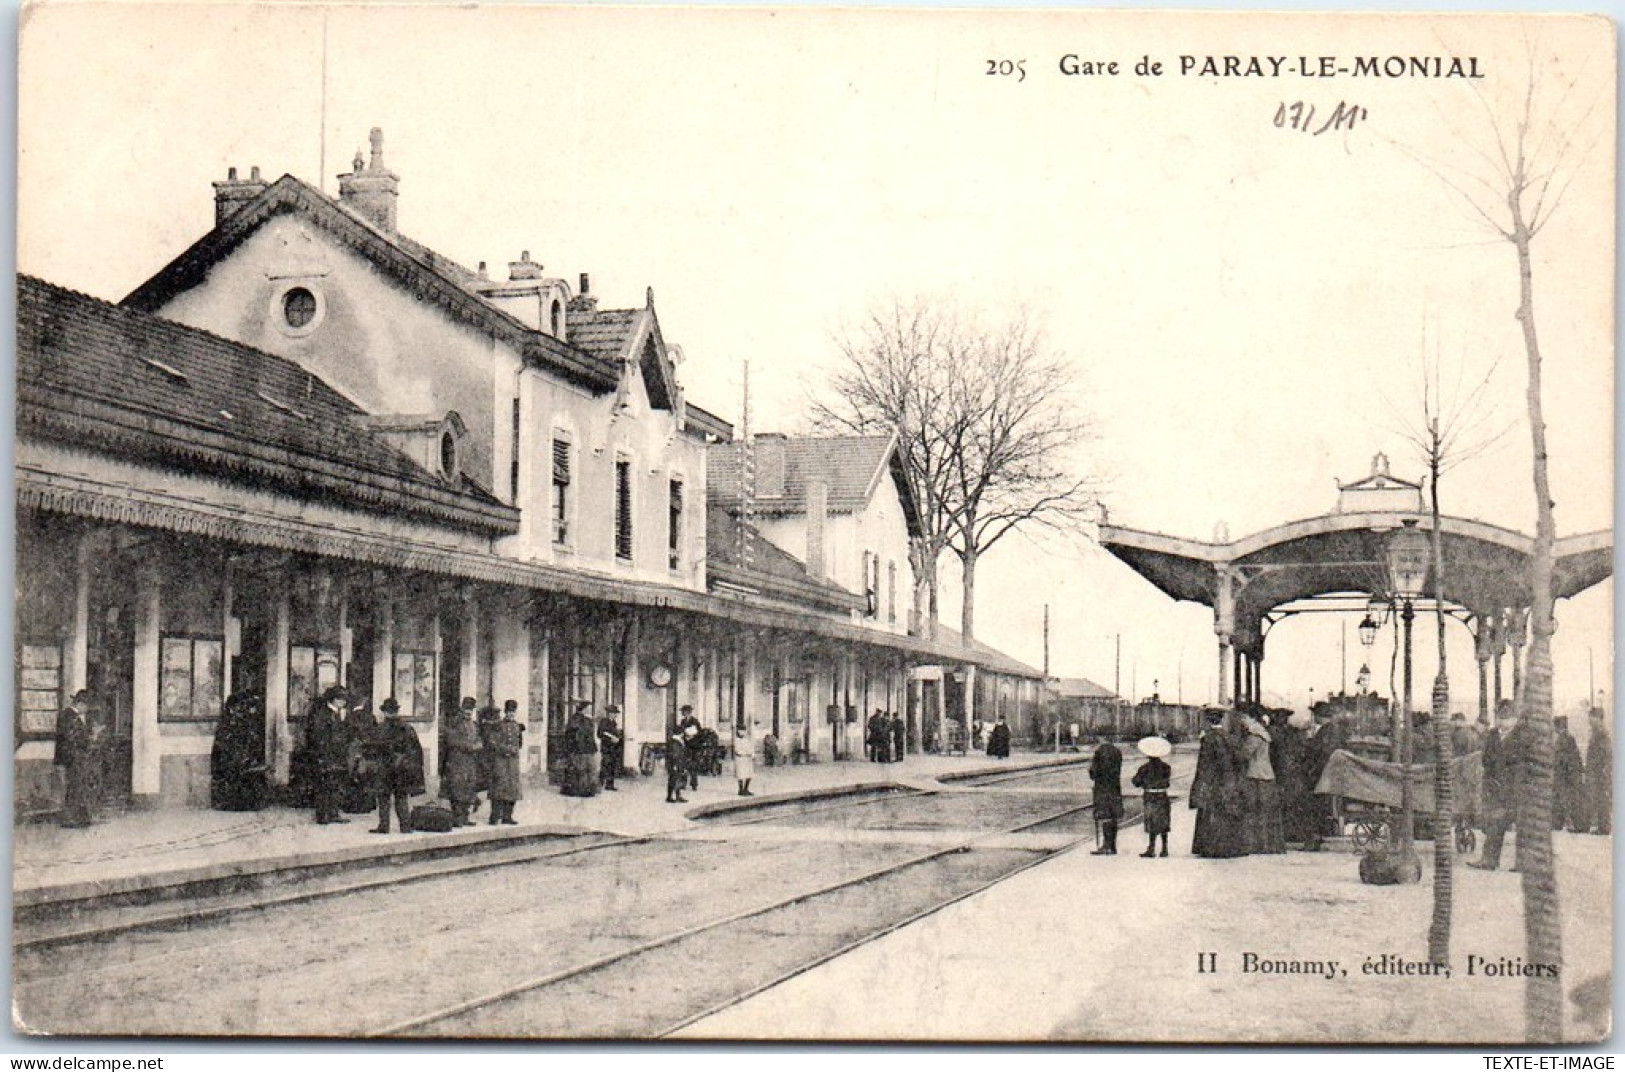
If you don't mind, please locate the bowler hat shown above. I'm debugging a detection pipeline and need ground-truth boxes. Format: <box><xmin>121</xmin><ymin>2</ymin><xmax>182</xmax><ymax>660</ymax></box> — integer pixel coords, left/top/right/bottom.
<box><xmin>461</xmin><ymin>696</ymin><xmax>477</xmax><ymax>710</ymax></box>
<box><xmin>380</xmin><ymin>697</ymin><xmax>401</xmax><ymax>714</ymax></box>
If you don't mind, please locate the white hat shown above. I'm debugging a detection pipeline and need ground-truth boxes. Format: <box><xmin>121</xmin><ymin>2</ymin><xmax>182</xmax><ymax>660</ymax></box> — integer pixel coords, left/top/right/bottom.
<box><xmin>1288</xmin><ymin>711</ymin><xmax>1312</xmax><ymax>730</ymax></box>
<box><xmin>1137</xmin><ymin>736</ymin><xmax>1172</xmax><ymax>759</ymax></box>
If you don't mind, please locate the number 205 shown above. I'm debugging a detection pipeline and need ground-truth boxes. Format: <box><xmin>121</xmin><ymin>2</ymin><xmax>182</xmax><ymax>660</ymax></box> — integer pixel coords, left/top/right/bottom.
<box><xmin>987</xmin><ymin>58</ymin><xmax>1026</xmax><ymax>82</ymax></box>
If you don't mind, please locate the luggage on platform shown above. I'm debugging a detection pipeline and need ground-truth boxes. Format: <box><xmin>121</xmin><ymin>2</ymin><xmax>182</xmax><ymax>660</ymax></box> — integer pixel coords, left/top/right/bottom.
<box><xmin>409</xmin><ymin>804</ymin><xmax>456</xmax><ymax>833</ymax></box>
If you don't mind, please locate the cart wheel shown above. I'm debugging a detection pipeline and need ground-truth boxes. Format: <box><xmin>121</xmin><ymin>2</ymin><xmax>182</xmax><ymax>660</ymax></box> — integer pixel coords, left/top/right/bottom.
<box><xmin>1351</xmin><ymin>818</ymin><xmax>1388</xmax><ymax>852</ymax></box>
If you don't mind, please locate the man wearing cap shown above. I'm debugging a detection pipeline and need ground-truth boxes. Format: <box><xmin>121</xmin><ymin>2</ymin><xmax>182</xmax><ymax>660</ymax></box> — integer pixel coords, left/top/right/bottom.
<box><xmin>665</xmin><ymin>722</ymin><xmax>689</xmax><ymax>804</ymax></box>
<box><xmin>54</xmin><ymin>689</ymin><xmax>102</xmax><ymax>828</ymax></box>
<box><xmin>597</xmin><ymin>704</ymin><xmax>624</xmax><ymax>792</ymax></box>
<box><xmin>486</xmin><ymin>700</ymin><xmax>525</xmax><ymax>824</ymax></box>
<box><xmin>1470</xmin><ymin>707</ymin><xmax>1533</xmax><ymax>870</ymax></box>
<box><xmin>442</xmin><ymin>696</ymin><xmax>483</xmax><ymax>825</ymax></box>
<box><xmin>368</xmin><ymin>697</ymin><xmax>424</xmax><ymax>834</ymax></box>
<box><xmin>309</xmin><ymin>686</ymin><xmax>353</xmax><ymax>825</ymax></box>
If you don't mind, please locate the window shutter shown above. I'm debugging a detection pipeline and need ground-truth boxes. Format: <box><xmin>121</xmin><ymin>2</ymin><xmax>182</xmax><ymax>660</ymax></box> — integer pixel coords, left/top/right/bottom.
<box><xmin>552</xmin><ymin>439</ymin><xmax>571</xmax><ymax>485</ymax></box>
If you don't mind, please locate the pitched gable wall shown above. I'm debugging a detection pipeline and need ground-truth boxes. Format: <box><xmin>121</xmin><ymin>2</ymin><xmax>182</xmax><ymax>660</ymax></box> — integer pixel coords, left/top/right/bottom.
<box><xmin>149</xmin><ymin>215</ymin><xmax>504</xmax><ymax>494</ymax></box>
<box><xmin>507</xmin><ymin>333</ymin><xmax>708</xmax><ymax>591</ymax></box>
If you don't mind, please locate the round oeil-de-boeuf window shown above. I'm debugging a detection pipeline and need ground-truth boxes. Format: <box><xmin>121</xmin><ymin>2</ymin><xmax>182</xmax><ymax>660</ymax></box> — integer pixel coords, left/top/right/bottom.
<box><xmin>282</xmin><ymin>287</ymin><xmax>318</xmax><ymax>329</ymax></box>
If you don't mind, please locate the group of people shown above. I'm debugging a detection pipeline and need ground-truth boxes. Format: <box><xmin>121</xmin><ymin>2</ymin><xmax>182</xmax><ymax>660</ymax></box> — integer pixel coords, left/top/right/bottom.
<box><xmin>1470</xmin><ymin>704</ymin><xmax>1612</xmax><ymax>870</ymax></box>
<box><xmin>1087</xmin><ymin>735</ymin><xmax>1173</xmax><ymax>857</ymax></box>
<box><xmin>436</xmin><ymin>696</ymin><xmax>527</xmax><ymax>827</ymax></box>
<box><xmin>865</xmin><ymin>710</ymin><xmax>907</xmax><ymax>763</ymax></box>
<box><xmin>1185</xmin><ymin>707</ymin><xmax>1332</xmax><ymax>859</ymax></box>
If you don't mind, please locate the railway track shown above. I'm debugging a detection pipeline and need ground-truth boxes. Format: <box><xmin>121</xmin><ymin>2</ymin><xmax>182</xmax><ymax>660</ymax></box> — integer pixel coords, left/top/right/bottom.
<box><xmin>16</xmin><ymin>763</ymin><xmax>1193</xmax><ymax>1037</ymax></box>
<box><xmin>373</xmin><ymin>794</ymin><xmax>1105</xmax><ymax>1038</ymax></box>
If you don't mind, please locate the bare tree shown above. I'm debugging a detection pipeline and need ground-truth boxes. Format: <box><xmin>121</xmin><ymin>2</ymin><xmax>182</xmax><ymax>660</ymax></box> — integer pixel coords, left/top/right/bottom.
<box><xmin>1380</xmin><ymin>344</ymin><xmax>1510</xmax><ymax>966</ymax></box>
<box><xmin>942</xmin><ymin>310</ymin><xmax>1098</xmax><ymax>643</ymax></box>
<box><xmin>813</xmin><ymin>299</ymin><xmax>1098</xmax><ymax>644</ymax></box>
<box><xmin>1394</xmin><ymin>36</ymin><xmax>1607</xmax><ymax>1041</ymax></box>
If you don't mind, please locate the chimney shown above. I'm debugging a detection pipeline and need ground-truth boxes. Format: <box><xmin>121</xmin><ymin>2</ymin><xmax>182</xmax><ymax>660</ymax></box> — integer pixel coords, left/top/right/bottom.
<box><xmin>337</xmin><ymin>127</ymin><xmax>399</xmax><ymax>233</ymax></box>
<box><xmin>213</xmin><ymin>165</ymin><xmax>267</xmax><ymax>226</ymax></box>
<box><xmin>477</xmin><ymin>261</ymin><xmax>489</xmax><ymax>282</ymax></box>
<box><xmin>806</xmin><ymin>478</ymin><xmax>828</xmax><ymax>579</ymax></box>
<box><xmin>756</xmin><ymin>433</ymin><xmax>787</xmax><ymax>498</ymax></box>
<box><xmin>508</xmin><ymin>250</ymin><xmax>543</xmax><ymax>282</ymax></box>
<box><xmin>569</xmin><ymin>272</ymin><xmax>598</xmax><ymax>312</ymax></box>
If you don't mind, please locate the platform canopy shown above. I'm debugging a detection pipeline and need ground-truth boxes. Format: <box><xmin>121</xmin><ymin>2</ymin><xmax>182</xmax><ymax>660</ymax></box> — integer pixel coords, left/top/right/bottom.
<box><xmin>1096</xmin><ymin>454</ymin><xmax>1613</xmax><ymax>706</ymax></box>
<box><xmin>1100</xmin><ymin>510</ymin><xmax>1612</xmax><ymax>627</ymax></box>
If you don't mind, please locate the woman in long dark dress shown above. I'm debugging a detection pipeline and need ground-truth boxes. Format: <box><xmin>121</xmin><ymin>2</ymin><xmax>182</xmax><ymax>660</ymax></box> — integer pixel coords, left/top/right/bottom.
<box><xmin>1089</xmin><ymin>740</ymin><xmax>1124</xmax><ymax>855</ymax></box>
<box><xmin>1189</xmin><ymin>711</ymin><xmax>1245</xmax><ymax>858</ymax></box>
<box><xmin>986</xmin><ymin>716</ymin><xmax>1012</xmax><ymax>759</ymax></box>
<box><xmin>210</xmin><ymin>692</ymin><xmax>267</xmax><ymax>812</ymax></box>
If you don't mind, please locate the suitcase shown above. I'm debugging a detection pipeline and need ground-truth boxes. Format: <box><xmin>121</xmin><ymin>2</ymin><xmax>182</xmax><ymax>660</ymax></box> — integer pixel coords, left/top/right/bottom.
<box><xmin>409</xmin><ymin>804</ymin><xmax>455</xmax><ymax>833</ymax></box>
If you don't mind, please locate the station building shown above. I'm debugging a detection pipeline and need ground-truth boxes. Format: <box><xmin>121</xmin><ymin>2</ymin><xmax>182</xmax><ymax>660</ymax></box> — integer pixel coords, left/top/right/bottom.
<box><xmin>15</xmin><ymin>130</ymin><xmax>1043</xmax><ymax>813</ymax></box>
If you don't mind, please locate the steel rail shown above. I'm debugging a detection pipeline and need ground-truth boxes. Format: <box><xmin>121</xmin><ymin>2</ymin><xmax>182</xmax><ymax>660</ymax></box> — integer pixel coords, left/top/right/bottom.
<box><xmin>370</xmin><ymin>791</ymin><xmax>1113</xmax><ymax>1038</ymax></box>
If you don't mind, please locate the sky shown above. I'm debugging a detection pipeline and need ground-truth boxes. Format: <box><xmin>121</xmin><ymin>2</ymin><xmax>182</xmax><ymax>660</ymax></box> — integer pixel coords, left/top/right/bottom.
<box><xmin>15</xmin><ymin>4</ymin><xmax>1615</xmax><ymax>714</ymax></box>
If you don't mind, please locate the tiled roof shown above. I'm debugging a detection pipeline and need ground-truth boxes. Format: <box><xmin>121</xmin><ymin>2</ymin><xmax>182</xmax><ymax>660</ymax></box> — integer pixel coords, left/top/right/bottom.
<box><xmin>930</xmin><ymin>623</ymin><xmax>1045</xmax><ymax>680</ymax></box>
<box><xmin>1052</xmin><ymin>676</ymin><xmax>1118</xmax><ymax>700</ymax></box>
<box><xmin>17</xmin><ymin>275</ymin><xmax>519</xmax><ymax>535</ymax></box>
<box><xmin>706</xmin><ymin>504</ymin><xmax>862</xmax><ymax>614</ymax></box>
<box><xmin>121</xmin><ymin>176</ymin><xmax>620</xmax><ymax>393</ymax></box>
<box><xmin>708</xmin><ymin>434</ymin><xmax>919</xmax><ymax>534</ymax></box>
<box><xmin>568</xmin><ymin>308</ymin><xmax>642</xmax><ymax>368</ymax></box>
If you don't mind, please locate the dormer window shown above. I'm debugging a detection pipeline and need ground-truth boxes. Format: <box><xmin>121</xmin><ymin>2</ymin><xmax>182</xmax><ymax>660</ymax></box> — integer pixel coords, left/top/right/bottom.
<box><xmin>440</xmin><ymin>428</ymin><xmax>459</xmax><ymax>482</ymax></box>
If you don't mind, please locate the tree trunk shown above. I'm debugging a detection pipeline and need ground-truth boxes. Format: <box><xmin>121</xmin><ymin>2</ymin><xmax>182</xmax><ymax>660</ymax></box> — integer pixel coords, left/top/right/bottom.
<box><xmin>960</xmin><ymin>546</ymin><xmax>977</xmax><ymax>646</ymax></box>
<box><xmin>1511</xmin><ymin>198</ymin><xmax>1563</xmax><ymax>1043</ymax></box>
<box><xmin>1428</xmin><ymin>463</ymin><xmax>1454</xmax><ymax>964</ymax></box>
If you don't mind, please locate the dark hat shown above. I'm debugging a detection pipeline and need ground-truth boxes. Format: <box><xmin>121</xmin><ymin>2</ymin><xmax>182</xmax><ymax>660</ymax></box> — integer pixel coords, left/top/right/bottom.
<box><xmin>461</xmin><ymin>696</ymin><xmax>477</xmax><ymax>710</ymax></box>
<box><xmin>1205</xmin><ymin>709</ymin><xmax>1226</xmax><ymax>724</ymax></box>
<box><xmin>503</xmin><ymin>699</ymin><xmax>519</xmax><ymax>713</ymax></box>
<box><xmin>70</xmin><ymin>688</ymin><xmax>92</xmax><ymax>703</ymax></box>
<box><xmin>1554</xmin><ymin>716</ymin><xmax>1569</xmax><ymax>728</ymax></box>
<box><xmin>1451</xmin><ymin>712</ymin><xmax>1467</xmax><ymax>722</ymax></box>
<box><xmin>680</xmin><ymin>704</ymin><xmax>694</xmax><ymax>713</ymax></box>
<box><xmin>321</xmin><ymin>686</ymin><xmax>348</xmax><ymax>704</ymax></box>
<box><xmin>572</xmin><ymin>698</ymin><xmax>592</xmax><ymax>711</ymax></box>
<box><xmin>380</xmin><ymin>697</ymin><xmax>401</xmax><ymax>714</ymax></box>
<box><xmin>605</xmin><ymin>704</ymin><xmax>621</xmax><ymax>714</ymax></box>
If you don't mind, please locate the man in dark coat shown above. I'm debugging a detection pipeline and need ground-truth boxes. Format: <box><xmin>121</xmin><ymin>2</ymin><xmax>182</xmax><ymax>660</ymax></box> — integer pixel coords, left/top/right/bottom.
<box><xmin>55</xmin><ymin>689</ymin><xmax>101</xmax><ymax>828</ymax></box>
<box><xmin>1470</xmin><ymin>711</ymin><xmax>1532</xmax><ymax>870</ymax></box>
<box><xmin>487</xmin><ymin>700</ymin><xmax>524</xmax><ymax>824</ymax></box>
<box><xmin>308</xmin><ymin>686</ymin><xmax>353</xmax><ymax>825</ymax></box>
<box><xmin>986</xmin><ymin>715</ymin><xmax>1012</xmax><ymax>759</ymax></box>
<box><xmin>1089</xmin><ymin>739</ymin><xmax>1124</xmax><ymax>855</ymax></box>
<box><xmin>889</xmin><ymin>712</ymin><xmax>906</xmax><ymax>763</ymax></box>
<box><xmin>867</xmin><ymin>710</ymin><xmax>886</xmax><ymax>762</ymax></box>
<box><xmin>442</xmin><ymin>696</ymin><xmax>483</xmax><ymax>823</ymax></box>
<box><xmin>597</xmin><ymin>704</ymin><xmax>625</xmax><ymax>792</ymax></box>
<box><xmin>1585</xmin><ymin>707</ymin><xmax>1611</xmax><ymax>835</ymax></box>
<box><xmin>1552</xmin><ymin>715</ymin><xmax>1586</xmax><ymax>832</ymax></box>
<box><xmin>211</xmin><ymin>692</ymin><xmax>267</xmax><ymax>812</ymax></box>
<box><xmin>665</xmin><ymin>725</ymin><xmax>689</xmax><ymax>804</ymax></box>
<box><xmin>368</xmin><ymin>697</ymin><xmax>425</xmax><ymax>834</ymax></box>
<box><xmin>678</xmin><ymin>706</ymin><xmax>704</xmax><ymax>788</ymax></box>
<box><xmin>476</xmin><ymin>703</ymin><xmax>503</xmax><ymax>810</ymax></box>
<box><xmin>1277</xmin><ymin>712</ymin><xmax>1320</xmax><ymax>847</ymax></box>
<box><xmin>1190</xmin><ymin>710</ymin><xmax>1245</xmax><ymax>858</ymax></box>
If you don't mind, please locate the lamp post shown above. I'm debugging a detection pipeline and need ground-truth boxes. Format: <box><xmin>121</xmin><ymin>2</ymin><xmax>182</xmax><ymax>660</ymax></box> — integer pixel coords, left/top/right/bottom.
<box><xmin>1357</xmin><ymin>610</ymin><xmax>1377</xmax><ymax>735</ymax></box>
<box><xmin>1377</xmin><ymin>519</ymin><xmax>1431</xmax><ymax>885</ymax></box>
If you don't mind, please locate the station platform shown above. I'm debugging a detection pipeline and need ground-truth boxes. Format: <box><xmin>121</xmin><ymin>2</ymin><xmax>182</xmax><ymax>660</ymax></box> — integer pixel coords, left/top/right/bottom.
<box><xmin>13</xmin><ymin>750</ymin><xmax>1089</xmax><ymax>916</ymax></box>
